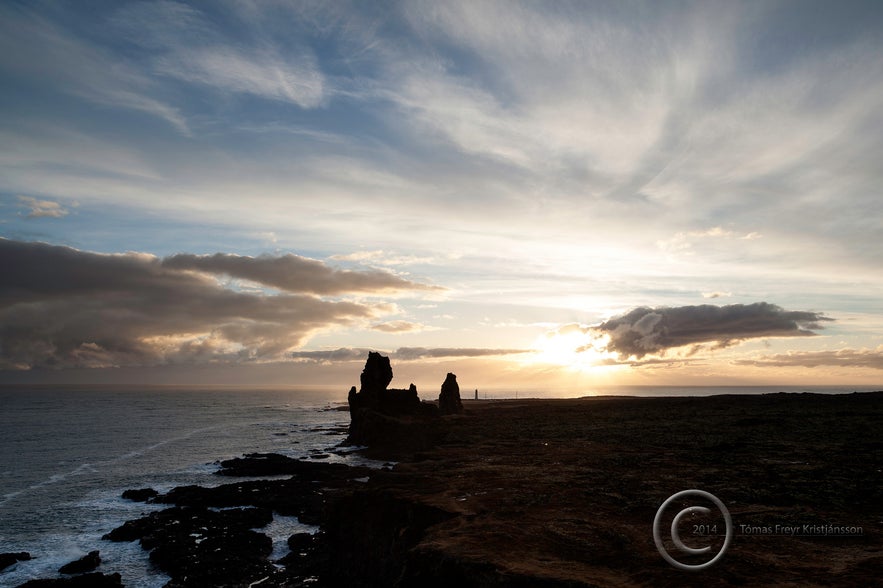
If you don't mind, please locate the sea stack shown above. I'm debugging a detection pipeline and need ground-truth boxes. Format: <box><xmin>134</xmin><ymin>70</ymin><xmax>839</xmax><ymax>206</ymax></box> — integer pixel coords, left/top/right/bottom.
<box><xmin>346</xmin><ymin>352</ymin><xmax>440</xmax><ymax>448</ymax></box>
<box><xmin>438</xmin><ymin>373</ymin><xmax>463</xmax><ymax>415</ymax></box>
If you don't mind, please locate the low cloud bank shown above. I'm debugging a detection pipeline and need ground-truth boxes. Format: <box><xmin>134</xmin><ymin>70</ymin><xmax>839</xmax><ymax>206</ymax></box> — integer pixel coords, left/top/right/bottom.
<box><xmin>593</xmin><ymin>302</ymin><xmax>831</xmax><ymax>359</ymax></box>
<box><xmin>291</xmin><ymin>347</ymin><xmax>530</xmax><ymax>363</ymax></box>
<box><xmin>0</xmin><ymin>239</ymin><xmax>431</xmax><ymax>370</ymax></box>
<box><xmin>735</xmin><ymin>347</ymin><xmax>883</xmax><ymax>370</ymax></box>
<box><xmin>162</xmin><ymin>252</ymin><xmax>439</xmax><ymax>295</ymax></box>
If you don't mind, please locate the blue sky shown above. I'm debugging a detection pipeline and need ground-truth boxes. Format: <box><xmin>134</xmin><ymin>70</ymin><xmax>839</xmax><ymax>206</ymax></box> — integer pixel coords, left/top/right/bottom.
<box><xmin>2</xmin><ymin>1</ymin><xmax>882</xmax><ymax>390</ymax></box>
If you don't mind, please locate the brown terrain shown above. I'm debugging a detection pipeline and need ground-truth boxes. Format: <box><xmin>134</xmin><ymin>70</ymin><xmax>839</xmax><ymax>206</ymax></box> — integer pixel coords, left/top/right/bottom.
<box><xmin>327</xmin><ymin>393</ymin><xmax>883</xmax><ymax>587</ymax></box>
<box><xmin>18</xmin><ymin>390</ymin><xmax>880</xmax><ymax>587</ymax></box>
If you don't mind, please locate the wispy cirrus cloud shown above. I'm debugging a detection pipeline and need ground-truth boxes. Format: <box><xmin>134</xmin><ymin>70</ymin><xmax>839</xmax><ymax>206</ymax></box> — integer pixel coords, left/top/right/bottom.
<box><xmin>113</xmin><ymin>0</ymin><xmax>327</xmax><ymax>108</ymax></box>
<box><xmin>1</xmin><ymin>2</ymin><xmax>882</xmax><ymax>385</ymax></box>
<box><xmin>657</xmin><ymin>227</ymin><xmax>762</xmax><ymax>255</ymax></box>
<box><xmin>0</xmin><ymin>4</ymin><xmax>188</xmax><ymax>133</ymax></box>
<box><xmin>158</xmin><ymin>48</ymin><xmax>325</xmax><ymax>108</ymax></box>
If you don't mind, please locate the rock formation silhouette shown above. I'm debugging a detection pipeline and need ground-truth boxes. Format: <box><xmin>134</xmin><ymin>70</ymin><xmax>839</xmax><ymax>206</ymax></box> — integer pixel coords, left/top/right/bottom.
<box><xmin>438</xmin><ymin>372</ymin><xmax>463</xmax><ymax>415</ymax></box>
<box><xmin>346</xmin><ymin>352</ymin><xmax>440</xmax><ymax>450</ymax></box>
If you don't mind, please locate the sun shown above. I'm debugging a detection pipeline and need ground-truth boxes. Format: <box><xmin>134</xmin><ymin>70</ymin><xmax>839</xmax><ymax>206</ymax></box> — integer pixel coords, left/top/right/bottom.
<box><xmin>528</xmin><ymin>328</ymin><xmax>614</xmax><ymax>372</ymax></box>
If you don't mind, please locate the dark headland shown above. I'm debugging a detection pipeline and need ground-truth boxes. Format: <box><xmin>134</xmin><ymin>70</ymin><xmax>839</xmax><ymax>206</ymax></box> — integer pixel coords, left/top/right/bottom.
<box><xmin>7</xmin><ymin>354</ymin><xmax>882</xmax><ymax>587</ymax></box>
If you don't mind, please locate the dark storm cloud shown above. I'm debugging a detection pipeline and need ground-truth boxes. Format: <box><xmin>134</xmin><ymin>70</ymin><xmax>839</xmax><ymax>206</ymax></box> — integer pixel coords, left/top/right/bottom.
<box><xmin>735</xmin><ymin>347</ymin><xmax>883</xmax><ymax>370</ymax></box>
<box><xmin>162</xmin><ymin>252</ymin><xmax>441</xmax><ymax>295</ymax></box>
<box><xmin>0</xmin><ymin>239</ymin><xmax>425</xmax><ymax>370</ymax></box>
<box><xmin>594</xmin><ymin>303</ymin><xmax>832</xmax><ymax>359</ymax></box>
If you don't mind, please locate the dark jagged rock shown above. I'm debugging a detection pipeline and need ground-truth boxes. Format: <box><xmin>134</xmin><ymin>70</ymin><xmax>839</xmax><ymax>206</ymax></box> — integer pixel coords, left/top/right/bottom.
<box><xmin>215</xmin><ymin>453</ymin><xmax>338</xmax><ymax>477</ymax></box>
<box><xmin>104</xmin><ymin>506</ymin><xmax>274</xmax><ymax>587</ymax></box>
<box><xmin>153</xmin><ymin>455</ymin><xmax>372</xmax><ymax>526</ymax></box>
<box><xmin>438</xmin><ymin>372</ymin><xmax>463</xmax><ymax>415</ymax></box>
<box><xmin>347</xmin><ymin>352</ymin><xmax>443</xmax><ymax>451</ymax></box>
<box><xmin>121</xmin><ymin>488</ymin><xmax>158</xmax><ymax>502</ymax></box>
<box><xmin>106</xmin><ymin>453</ymin><xmax>380</xmax><ymax>588</ymax></box>
<box><xmin>157</xmin><ymin>479</ymin><xmax>330</xmax><ymax>525</ymax></box>
<box><xmin>359</xmin><ymin>351</ymin><xmax>393</xmax><ymax>394</ymax></box>
<box><xmin>102</xmin><ymin>392</ymin><xmax>883</xmax><ymax>588</ymax></box>
<box><xmin>59</xmin><ymin>551</ymin><xmax>100</xmax><ymax>575</ymax></box>
<box><xmin>277</xmin><ymin>532</ymin><xmax>322</xmax><ymax>572</ymax></box>
<box><xmin>16</xmin><ymin>573</ymin><xmax>123</xmax><ymax>588</ymax></box>
<box><xmin>287</xmin><ymin>532</ymin><xmax>314</xmax><ymax>553</ymax></box>
<box><xmin>0</xmin><ymin>552</ymin><xmax>31</xmax><ymax>572</ymax></box>
<box><xmin>349</xmin><ymin>353</ymin><xmax>423</xmax><ymax>417</ymax></box>
<box><xmin>322</xmin><ymin>488</ymin><xmax>458</xmax><ymax>587</ymax></box>
<box><xmin>215</xmin><ymin>451</ymin><xmax>362</xmax><ymax>477</ymax></box>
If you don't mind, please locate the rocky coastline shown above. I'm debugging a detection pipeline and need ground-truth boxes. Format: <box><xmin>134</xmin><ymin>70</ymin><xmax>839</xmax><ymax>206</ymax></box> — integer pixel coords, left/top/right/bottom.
<box><xmin>5</xmin><ymin>356</ymin><xmax>882</xmax><ymax>587</ymax></box>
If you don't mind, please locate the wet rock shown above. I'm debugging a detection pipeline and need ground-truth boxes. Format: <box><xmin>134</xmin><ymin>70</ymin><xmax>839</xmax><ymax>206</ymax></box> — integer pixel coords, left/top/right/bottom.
<box><xmin>0</xmin><ymin>552</ymin><xmax>31</xmax><ymax>572</ymax></box>
<box><xmin>278</xmin><ymin>532</ymin><xmax>319</xmax><ymax>567</ymax></box>
<box><xmin>438</xmin><ymin>372</ymin><xmax>463</xmax><ymax>415</ymax></box>
<box><xmin>104</xmin><ymin>506</ymin><xmax>274</xmax><ymax>588</ymax></box>
<box><xmin>152</xmin><ymin>457</ymin><xmax>372</xmax><ymax>526</ymax></box>
<box><xmin>59</xmin><ymin>551</ymin><xmax>100</xmax><ymax>575</ymax></box>
<box><xmin>216</xmin><ymin>452</ymin><xmax>368</xmax><ymax>478</ymax></box>
<box><xmin>121</xmin><ymin>488</ymin><xmax>158</xmax><ymax>502</ymax></box>
<box><xmin>287</xmin><ymin>532</ymin><xmax>315</xmax><ymax>553</ymax></box>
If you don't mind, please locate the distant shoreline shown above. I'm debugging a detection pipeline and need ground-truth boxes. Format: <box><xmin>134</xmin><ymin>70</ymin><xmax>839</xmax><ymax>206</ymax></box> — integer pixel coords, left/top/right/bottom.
<box><xmin>1</xmin><ymin>383</ymin><xmax>881</xmax><ymax>398</ymax></box>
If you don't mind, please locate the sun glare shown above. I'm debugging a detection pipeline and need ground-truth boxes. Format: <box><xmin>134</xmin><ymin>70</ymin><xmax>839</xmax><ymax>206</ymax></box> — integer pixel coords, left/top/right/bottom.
<box><xmin>528</xmin><ymin>329</ymin><xmax>614</xmax><ymax>372</ymax></box>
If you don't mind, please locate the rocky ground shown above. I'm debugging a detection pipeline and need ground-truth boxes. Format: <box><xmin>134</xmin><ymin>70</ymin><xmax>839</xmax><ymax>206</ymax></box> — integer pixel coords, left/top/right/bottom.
<box><xmin>7</xmin><ymin>391</ymin><xmax>882</xmax><ymax>587</ymax></box>
<box><xmin>339</xmin><ymin>393</ymin><xmax>883</xmax><ymax>587</ymax></box>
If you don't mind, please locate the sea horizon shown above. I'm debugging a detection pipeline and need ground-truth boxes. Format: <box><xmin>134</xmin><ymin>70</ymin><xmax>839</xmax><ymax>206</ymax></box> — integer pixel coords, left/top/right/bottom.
<box><xmin>1</xmin><ymin>382</ymin><xmax>880</xmax><ymax>398</ymax></box>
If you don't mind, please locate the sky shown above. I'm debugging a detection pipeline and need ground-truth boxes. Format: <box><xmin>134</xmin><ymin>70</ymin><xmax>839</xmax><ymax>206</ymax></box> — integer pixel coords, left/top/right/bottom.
<box><xmin>1</xmin><ymin>0</ymin><xmax>882</xmax><ymax>393</ymax></box>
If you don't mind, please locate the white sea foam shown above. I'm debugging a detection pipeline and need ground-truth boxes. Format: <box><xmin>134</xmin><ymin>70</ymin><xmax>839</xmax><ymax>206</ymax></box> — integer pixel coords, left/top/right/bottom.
<box><xmin>260</xmin><ymin>513</ymin><xmax>318</xmax><ymax>562</ymax></box>
<box><xmin>0</xmin><ymin>388</ymin><xmax>352</xmax><ymax>586</ymax></box>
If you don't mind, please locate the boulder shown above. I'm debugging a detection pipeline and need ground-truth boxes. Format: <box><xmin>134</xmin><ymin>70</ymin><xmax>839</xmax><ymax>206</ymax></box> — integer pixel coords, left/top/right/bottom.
<box><xmin>0</xmin><ymin>552</ymin><xmax>30</xmax><ymax>572</ymax></box>
<box><xmin>59</xmin><ymin>551</ymin><xmax>100</xmax><ymax>575</ymax></box>
<box><xmin>122</xmin><ymin>488</ymin><xmax>158</xmax><ymax>502</ymax></box>
<box><xmin>103</xmin><ymin>506</ymin><xmax>275</xmax><ymax>587</ymax></box>
<box><xmin>439</xmin><ymin>373</ymin><xmax>463</xmax><ymax>415</ymax></box>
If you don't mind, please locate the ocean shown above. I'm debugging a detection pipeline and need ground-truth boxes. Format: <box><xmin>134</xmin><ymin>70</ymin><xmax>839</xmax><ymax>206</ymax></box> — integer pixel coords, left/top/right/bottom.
<box><xmin>0</xmin><ymin>386</ymin><xmax>365</xmax><ymax>588</ymax></box>
<box><xmin>0</xmin><ymin>384</ymin><xmax>879</xmax><ymax>587</ymax></box>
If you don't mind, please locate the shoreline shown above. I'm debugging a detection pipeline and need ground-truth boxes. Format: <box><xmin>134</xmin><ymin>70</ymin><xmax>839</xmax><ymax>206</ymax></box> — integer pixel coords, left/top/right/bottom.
<box><xmin>7</xmin><ymin>391</ymin><xmax>883</xmax><ymax>587</ymax></box>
